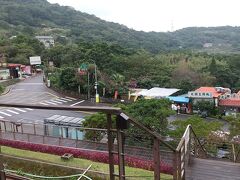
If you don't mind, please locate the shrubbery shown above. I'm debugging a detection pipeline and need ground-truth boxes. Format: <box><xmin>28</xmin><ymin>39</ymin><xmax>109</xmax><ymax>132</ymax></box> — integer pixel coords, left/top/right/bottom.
<box><xmin>0</xmin><ymin>139</ymin><xmax>173</xmax><ymax>175</ymax></box>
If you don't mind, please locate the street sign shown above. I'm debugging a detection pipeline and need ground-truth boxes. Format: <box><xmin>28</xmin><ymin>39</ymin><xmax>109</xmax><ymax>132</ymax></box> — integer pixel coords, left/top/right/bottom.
<box><xmin>78</xmin><ymin>63</ymin><xmax>88</xmax><ymax>75</ymax></box>
<box><xmin>80</xmin><ymin>63</ymin><xmax>88</xmax><ymax>71</ymax></box>
<box><xmin>30</xmin><ymin>56</ymin><xmax>41</xmax><ymax>65</ymax></box>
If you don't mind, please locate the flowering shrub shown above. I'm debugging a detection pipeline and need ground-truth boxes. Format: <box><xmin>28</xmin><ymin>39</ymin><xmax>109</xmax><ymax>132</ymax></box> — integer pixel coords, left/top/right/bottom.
<box><xmin>0</xmin><ymin>139</ymin><xmax>173</xmax><ymax>174</ymax></box>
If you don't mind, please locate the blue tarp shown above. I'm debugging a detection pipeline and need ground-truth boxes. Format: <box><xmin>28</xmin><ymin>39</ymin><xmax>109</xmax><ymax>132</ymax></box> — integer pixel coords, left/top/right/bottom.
<box><xmin>167</xmin><ymin>96</ymin><xmax>189</xmax><ymax>103</ymax></box>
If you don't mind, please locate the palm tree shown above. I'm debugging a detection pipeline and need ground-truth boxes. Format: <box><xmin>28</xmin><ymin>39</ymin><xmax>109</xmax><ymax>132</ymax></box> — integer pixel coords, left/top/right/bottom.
<box><xmin>112</xmin><ymin>73</ymin><xmax>125</xmax><ymax>99</ymax></box>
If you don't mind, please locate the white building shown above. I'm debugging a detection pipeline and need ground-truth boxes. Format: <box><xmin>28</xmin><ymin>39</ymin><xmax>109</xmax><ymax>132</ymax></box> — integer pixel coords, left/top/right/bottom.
<box><xmin>35</xmin><ymin>36</ymin><xmax>54</xmax><ymax>48</ymax></box>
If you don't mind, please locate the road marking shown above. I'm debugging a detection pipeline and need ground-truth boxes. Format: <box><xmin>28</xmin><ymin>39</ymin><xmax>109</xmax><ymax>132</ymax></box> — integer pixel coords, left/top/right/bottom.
<box><xmin>60</xmin><ymin>97</ymin><xmax>74</xmax><ymax>101</ymax></box>
<box><xmin>14</xmin><ymin>108</ymin><xmax>26</xmax><ymax>112</ymax></box>
<box><xmin>65</xmin><ymin>96</ymin><xmax>77</xmax><ymax>100</ymax></box>
<box><xmin>44</xmin><ymin>101</ymin><xmax>57</xmax><ymax>105</ymax></box>
<box><xmin>47</xmin><ymin>92</ymin><xmax>59</xmax><ymax>98</ymax></box>
<box><xmin>22</xmin><ymin>83</ymin><xmax>43</xmax><ymax>85</ymax></box>
<box><xmin>0</xmin><ymin>111</ymin><xmax>12</xmax><ymax>116</ymax></box>
<box><xmin>12</xmin><ymin>89</ymin><xmax>25</xmax><ymax>91</ymax></box>
<box><xmin>54</xmin><ymin>98</ymin><xmax>68</xmax><ymax>103</ymax></box>
<box><xmin>6</xmin><ymin>110</ymin><xmax>19</xmax><ymax>114</ymax></box>
<box><xmin>40</xmin><ymin>102</ymin><xmax>49</xmax><ymax>105</ymax></box>
<box><xmin>25</xmin><ymin>108</ymin><xmax>34</xmax><ymax>111</ymax></box>
<box><xmin>70</xmin><ymin>100</ymin><xmax>85</xmax><ymax>106</ymax></box>
<box><xmin>49</xmin><ymin>100</ymin><xmax>63</xmax><ymax>104</ymax></box>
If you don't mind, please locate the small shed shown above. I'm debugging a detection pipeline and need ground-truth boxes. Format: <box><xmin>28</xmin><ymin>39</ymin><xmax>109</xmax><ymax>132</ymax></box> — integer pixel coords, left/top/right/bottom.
<box><xmin>168</xmin><ymin>96</ymin><xmax>191</xmax><ymax>113</ymax></box>
<box><xmin>44</xmin><ymin>115</ymin><xmax>85</xmax><ymax>140</ymax></box>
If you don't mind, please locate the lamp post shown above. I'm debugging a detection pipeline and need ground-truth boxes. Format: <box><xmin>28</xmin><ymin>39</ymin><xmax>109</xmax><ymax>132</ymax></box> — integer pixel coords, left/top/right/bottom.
<box><xmin>89</xmin><ymin>60</ymin><xmax>99</xmax><ymax>103</ymax></box>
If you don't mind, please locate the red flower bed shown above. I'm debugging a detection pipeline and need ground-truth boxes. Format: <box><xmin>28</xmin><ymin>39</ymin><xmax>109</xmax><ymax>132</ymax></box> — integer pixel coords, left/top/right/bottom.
<box><xmin>0</xmin><ymin>139</ymin><xmax>173</xmax><ymax>174</ymax></box>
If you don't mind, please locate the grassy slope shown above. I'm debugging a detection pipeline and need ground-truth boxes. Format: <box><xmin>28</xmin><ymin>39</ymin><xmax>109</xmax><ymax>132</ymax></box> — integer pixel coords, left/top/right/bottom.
<box><xmin>1</xmin><ymin>146</ymin><xmax>173</xmax><ymax>179</ymax></box>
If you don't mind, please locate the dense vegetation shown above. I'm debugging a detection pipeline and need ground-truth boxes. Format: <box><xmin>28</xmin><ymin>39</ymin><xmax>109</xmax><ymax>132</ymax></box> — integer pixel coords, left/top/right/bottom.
<box><xmin>1</xmin><ymin>0</ymin><xmax>240</xmax><ymax>53</ymax></box>
<box><xmin>1</xmin><ymin>34</ymin><xmax>240</xmax><ymax>97</ymax></box>
<box><xmin>0</xmin><ymin>0</ymin><xmax>240</xmax><ymax>96</ymax></box>
<box><xmin>83</xmin><ymin>99</ymin><xmax>174</xmax><ymax>146</ymax></box>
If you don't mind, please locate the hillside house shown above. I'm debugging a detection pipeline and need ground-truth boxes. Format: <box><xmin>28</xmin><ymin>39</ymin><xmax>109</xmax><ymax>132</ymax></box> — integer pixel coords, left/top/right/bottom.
<box><xmin>188</xmin><ymin>87</ymin><xmax>231</xmax><ymax>107</ymax></box>
<box><xmin>219</xmin><ymin>98</ymin><xmax>240</xmax><ymax>116</ymax></box>
<box><xmin>35</xmin><ymin>36</ymin><xmax>54</xmax><ymax>48</ymax></box>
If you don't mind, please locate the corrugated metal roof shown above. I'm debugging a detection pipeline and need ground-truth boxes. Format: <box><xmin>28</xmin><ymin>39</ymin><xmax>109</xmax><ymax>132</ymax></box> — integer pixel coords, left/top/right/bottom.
<box><xmin>44</xmin><ymin>115</ymin><xmax>84</xmax><ymax>126</ymax></box>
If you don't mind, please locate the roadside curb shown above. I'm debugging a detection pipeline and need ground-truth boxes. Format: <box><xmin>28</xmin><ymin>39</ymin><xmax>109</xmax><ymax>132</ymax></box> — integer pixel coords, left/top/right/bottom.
<box><xmin>1</xmin><ymin>86</ymin><xmax>11</xmax><ymax>96</ymax></box>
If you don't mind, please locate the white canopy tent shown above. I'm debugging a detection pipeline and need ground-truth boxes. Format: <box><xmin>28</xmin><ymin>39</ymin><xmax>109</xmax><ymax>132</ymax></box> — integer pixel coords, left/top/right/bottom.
<box><xmin>138</xmin><ymin>87</ymin><xmax>180</xmax><ymax>98</ymax></box>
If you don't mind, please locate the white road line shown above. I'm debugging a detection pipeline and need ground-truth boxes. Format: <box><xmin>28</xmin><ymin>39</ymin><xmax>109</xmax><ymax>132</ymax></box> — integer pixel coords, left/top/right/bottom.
<box><xmin>60</xmin><ymin>97</ymin><xmax>73</xmax><ymax>102</ymax></box>
<box><xmin>44</xmin><ymin>101</ymin><xmax>57</xmax><ymax>105</ymax></box>
<box><xmin>22</xmin><ymin>83</ymin><xmax>43</xmax><ymax>85</ymax></box>
<box><xmin>65</xmin><ymin>96</ymin><xmax>77</xmax><ymax>100</ymax></box>
<box><xmin>14</xmin><ymin>108</ymin><xmax>26</xmax><ymax>112</ymax></box>
<box><xmin>12</xmin><ymin>89</ymin><xmax>25</xmax><ymax>91</ymax></box>
<box><xmin>40</xmin><ymin>102</ymin><xmax>49</xmax><ymax>105</ymax></box>
<box><xmin>53</xmin><ymin>98</ymin><xmax>68</xmax><ymax>103</ymax></box>
<box><xmin>70</xmin><ymin>100</ymin><xmax>85</xmax><ymax>106</ymax></box>
<box><xmin>6</xmin><ymin>110</ymin><xmax>19</xmax><ymax>114</ymax></box>
<box><xmin>0</xmin><ymin>116</ymin><xmax>4</xmax><ymax>119</ymax></box>
<box><xmin>0</xmin><ymin>112</ymin><xmax>12</xmax><ymax>116</ymax></box>
<box><xmin>49</xmin><ymin>100</ymin><xmax>63</xmax><ymax>104</ymax></box>
<box><xmin>25</xmin><ymin>108</ymin><xmax>33</xmax><ymax>111</ymax></box>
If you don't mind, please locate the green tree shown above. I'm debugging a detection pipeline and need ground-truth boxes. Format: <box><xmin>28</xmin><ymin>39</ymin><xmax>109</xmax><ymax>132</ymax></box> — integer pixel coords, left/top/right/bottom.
<box><xmin>59</xmin><ymin>67</ymin><xmax>78</xmax><ymax>91</ymax></box>
<box><xmin>224</xmin><ymin>114</ymin><xmax>240</xmax><ymax>138</ymax></box>
<box><xmin>170</xmin><ymin>116</ymin><xmax>223</xmax><ymax>138</ymax></box>
<box><xmin>82</xmin><ymin>113</ymin><xmax>109</xmax><ymax>141</ymax></box>
<box><xmin>83</xmin><ymin>99</ymin><xmax>173</xmax><ymax>144</ymax></box>
<box><xmin>194</xmin><ymin>100</ymin><xmax>219</xmax><ymax>116</ymax></box>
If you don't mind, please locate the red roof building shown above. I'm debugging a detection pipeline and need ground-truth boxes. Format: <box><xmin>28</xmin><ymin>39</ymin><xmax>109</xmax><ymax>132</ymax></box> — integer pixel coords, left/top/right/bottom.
<box><xmin>195</xmin><ymin>87</ymin><xmax>231</xmax><ymax>98</ymax></box>
<box><xmin>219</xmin><ymin>98</ymin><xmax>240</xmax><ymax>116</ymax></box>
<box><xmin>219</xmin><ymin>98</ymin><xmax>240</xmax><ymax>107</ymax></box>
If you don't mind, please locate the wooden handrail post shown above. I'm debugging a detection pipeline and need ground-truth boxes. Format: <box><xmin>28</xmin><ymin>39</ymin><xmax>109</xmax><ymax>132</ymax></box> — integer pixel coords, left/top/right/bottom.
<box><xmin>0</xmin><ymin>153</ymin><xmax>6</xmax><ymax>180</ymax></box>
<box><xmin>182</xmin><ymin>142</ymin><xmax>186</xmax><ymax>180</ymax></box>
<box><xmin>153</xmin><ymin>138</ymin><xmax>160</xmax><ymax>180</ymax></box>
<box><xmin>107</xmin><ymin>114</ymin><xmax>115</xmax><ymax>180</ymax></box>
<box><xmin>117</xmin><ymin>129</ymin><xmax>125</xmax><ymax>180</ymax></box>
<box><xmin>173</xmin><ymin>151</ymin><xmax>179</xmax><ymax>180</ymax></box>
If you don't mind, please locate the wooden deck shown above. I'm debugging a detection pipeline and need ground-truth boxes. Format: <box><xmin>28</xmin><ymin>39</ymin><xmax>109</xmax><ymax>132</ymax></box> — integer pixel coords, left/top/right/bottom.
<box><xmin>186</xmin><ymin>157</ymin><xmax>240</xmax><ymax>180</ymax></box>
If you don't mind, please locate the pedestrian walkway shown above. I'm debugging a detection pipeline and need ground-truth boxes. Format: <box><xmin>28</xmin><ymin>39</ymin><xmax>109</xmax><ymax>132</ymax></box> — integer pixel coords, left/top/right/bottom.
<box><xmin>0</xmin><ymin>108</ymin><xmax>33</xmax><ymax>119</ymax></box>
<box><xmin>39</xmin><ymin>97</ymin><xmax>77</xmax><ymax>106</ymax></box>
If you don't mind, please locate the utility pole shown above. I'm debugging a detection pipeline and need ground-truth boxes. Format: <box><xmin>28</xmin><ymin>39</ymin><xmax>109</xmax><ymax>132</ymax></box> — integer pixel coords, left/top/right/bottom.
<box><xmin>87</xmin><ymin>71</ymin><xmax>90</xmax><ymax>100</ymax></box>
<box><xmin>94</xmin><ymin>62</ymin><xmax>99</xmax><ymax>103</ymax></box>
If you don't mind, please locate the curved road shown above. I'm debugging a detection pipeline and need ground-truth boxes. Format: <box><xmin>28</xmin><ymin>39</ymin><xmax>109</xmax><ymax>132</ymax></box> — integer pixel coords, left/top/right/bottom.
<box><xmin>0</xmin><ymin>75</ymin><xmax>92</xmax><ymax>124</ymax></box>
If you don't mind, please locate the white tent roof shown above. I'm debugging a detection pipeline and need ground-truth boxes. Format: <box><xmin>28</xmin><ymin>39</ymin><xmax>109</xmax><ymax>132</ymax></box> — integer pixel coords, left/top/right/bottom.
<box><xmin>139</xmin><ymin>87</ymin><xmax>180</xmax><ymax>97</ymax></box>
<box><xmin>130</xmin><ymin>89</ymin><xmax>148</xmax><ymax>96</ymax></box>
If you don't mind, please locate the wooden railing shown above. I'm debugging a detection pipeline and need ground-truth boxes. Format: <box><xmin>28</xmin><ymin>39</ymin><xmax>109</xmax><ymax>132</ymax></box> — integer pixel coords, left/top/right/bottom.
<box><xmin>0</xmin><ymin>103</ymin><xmax>176</xmax><ymax>180</ymax></box>
<box><xmin>175</xmin><ymin>125</ymin><xmax>207</xmax><ymax>180</ymax></box>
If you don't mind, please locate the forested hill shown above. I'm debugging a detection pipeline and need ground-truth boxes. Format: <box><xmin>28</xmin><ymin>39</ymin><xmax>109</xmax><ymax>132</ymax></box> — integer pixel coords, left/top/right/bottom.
<box><xmin>1</xmin><ymin>0</ymin><xmax>240</xmax><ymax>53</ymax></box>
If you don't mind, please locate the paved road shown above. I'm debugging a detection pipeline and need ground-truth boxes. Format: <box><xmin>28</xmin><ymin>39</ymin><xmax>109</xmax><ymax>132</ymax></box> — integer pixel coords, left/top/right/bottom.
<box><xmin>0</xmin><ymin>75</ymin><xmax>94</xmax><ymax>124</ymax></box>
<box><xmin>168</xmin><ymin>114</ymin><xmax>229</xmax><ymax>131</ymax></box>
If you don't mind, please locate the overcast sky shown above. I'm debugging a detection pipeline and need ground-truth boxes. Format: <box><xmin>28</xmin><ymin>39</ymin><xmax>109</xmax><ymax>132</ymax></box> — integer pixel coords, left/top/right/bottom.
<box><xmin>47</xmin><ymin>0</ymin><xmax>240</xmax><ymax>32</ymax></box>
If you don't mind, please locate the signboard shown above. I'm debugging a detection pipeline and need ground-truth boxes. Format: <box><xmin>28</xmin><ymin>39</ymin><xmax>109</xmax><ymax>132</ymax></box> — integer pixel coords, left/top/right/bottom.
<box><xmin>78</xmin><ymin>63</ymin><xmax>88</xmax><ymax>75</ymax></box>
<box><xmin>30</xmin><ymin>56</ymin><xmax>41</xmax><ymax>65</ymax></box>
<box><xmin>188</xmin><ymin>91</ymin><xmax>213</xmax><ymax>98</ymax></box>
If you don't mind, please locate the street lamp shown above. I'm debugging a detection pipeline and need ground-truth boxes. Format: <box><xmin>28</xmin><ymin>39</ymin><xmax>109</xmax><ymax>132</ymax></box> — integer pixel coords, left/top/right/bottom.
<box><xmin>89</xmin><ymin>60</ymin><xmax>99</xmax><ymax>103</ymax></box>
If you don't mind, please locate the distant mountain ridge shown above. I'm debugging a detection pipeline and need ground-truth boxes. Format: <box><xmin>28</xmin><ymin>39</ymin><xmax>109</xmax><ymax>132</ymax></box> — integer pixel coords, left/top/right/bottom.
<box><xmin>0</xmin><ymin>0</ymin><xmax>240</xmax><ymax>53</ymax></box>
